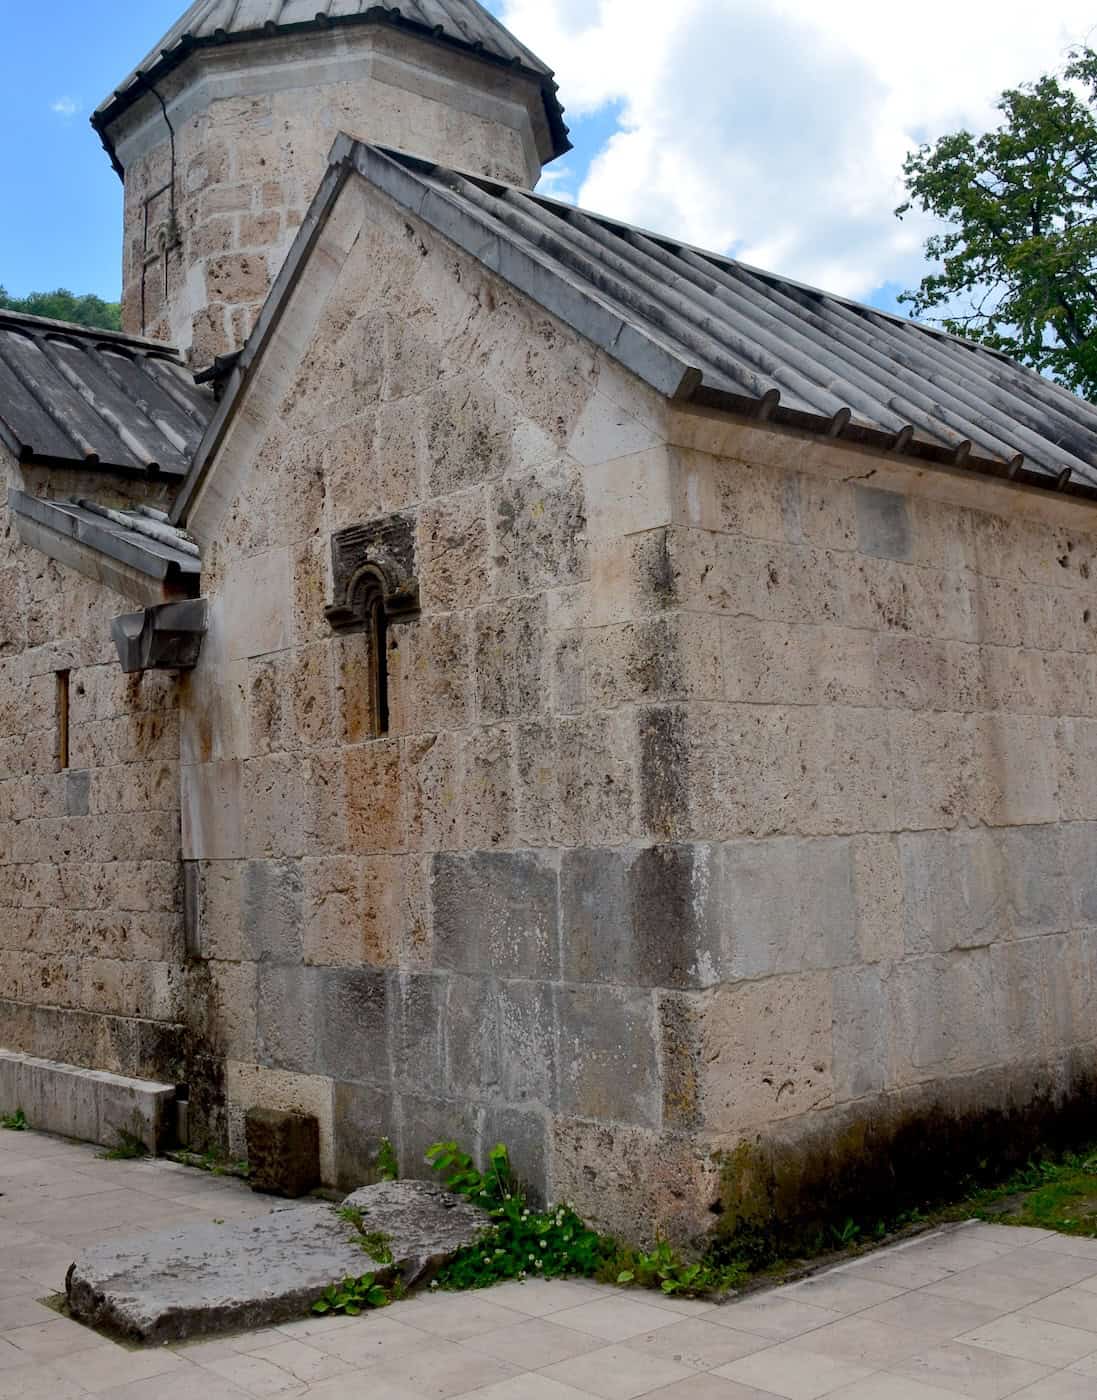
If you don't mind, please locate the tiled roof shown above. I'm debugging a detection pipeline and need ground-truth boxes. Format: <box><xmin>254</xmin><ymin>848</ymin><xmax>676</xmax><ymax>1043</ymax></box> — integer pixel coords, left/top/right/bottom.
<box><xmin>348</xmin><ymin>144</ymin><xmax>1097</xmax><ymax>493</ymax></box>
<box><xmin>8</xmin><ymin>491</ymin><xmax>201</xmax><ymax>588</ymax></box>
<box><xmin>0</xmin><ymin>312</ymin><xmax>213</xmax><ymax>478</ymax></box>
<box><xmin>93</xmin><ymin>0</ymin><xmax>569</xmax><ymax>169</ymax></box>
<box><xmin>175</xmin><ymin>138</ymin><xmax>1097</xmax><ymax>522</ymax></box>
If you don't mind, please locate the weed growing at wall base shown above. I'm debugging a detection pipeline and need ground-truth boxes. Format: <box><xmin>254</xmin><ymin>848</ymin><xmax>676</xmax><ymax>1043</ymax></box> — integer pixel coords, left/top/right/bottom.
<box><xmin>0</xmin><ymin>1108</ymin><xmax>27</xmax><ymax>1131</ymax></box>
<box><xmin>424</xmin><ymin>1140</ymin><xmax>746</xmax><ymax>1297</ymax></box>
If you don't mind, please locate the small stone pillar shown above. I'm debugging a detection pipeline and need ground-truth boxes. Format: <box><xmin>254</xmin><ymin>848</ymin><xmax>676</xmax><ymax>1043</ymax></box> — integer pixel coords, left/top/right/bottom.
<box><xmin>245</xmin><ymin>1108</ymin><xmax>320</xmax><ymax>1198</ymax></box>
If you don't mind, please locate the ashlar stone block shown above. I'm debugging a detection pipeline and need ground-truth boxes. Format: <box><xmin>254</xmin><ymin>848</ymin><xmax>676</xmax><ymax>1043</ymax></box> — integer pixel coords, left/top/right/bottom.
<box><xmin>432</xmin><ymin>850</ymin><xmax>559</xmax><ymax>979</ymax></box>
<box><xmin>245</xmin><ymin>1107</ymin><xmax>321</xmax><ymax>1198</ymax></box>
<box><xmin>555</xmin><ymin>983</ymin><xmax>660</xmax><ymax>1129</ymax></box>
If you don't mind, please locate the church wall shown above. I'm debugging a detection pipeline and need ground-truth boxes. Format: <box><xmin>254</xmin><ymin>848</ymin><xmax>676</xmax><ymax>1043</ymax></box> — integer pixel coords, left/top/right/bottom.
<box><xmin>179</xmin><ymin>177</ymin><xmax>726</xmax><ymax>1227</ymax></box>
<box><xmin>179</xmin><ymin>172</ymin><xmax>1097</xmax><ymax>1245</ymax></box>
<box><xmin>109</xmin><ymin>25</ymin><xmax>548</xmax><ymax>362</ymax></box>
<box><xmin>0</xmin><ymin>455</ymin><xmax>189</xmax><ymax>1099</ymax></box>
<box><xmin>638</xmin><ymin>427</ymin><xmax>1097</xmax><ymax>1242</ymax></box>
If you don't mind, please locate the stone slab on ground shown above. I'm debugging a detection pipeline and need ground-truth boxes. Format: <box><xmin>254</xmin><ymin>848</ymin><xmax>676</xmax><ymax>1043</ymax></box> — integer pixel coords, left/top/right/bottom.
<box><xmin>66</xmin><ymin>1179</ymin><xmax>488</xmax><ymax>1344</ymax></box>
<box><xmin>0</xmin><ymin>1049</ymin><xmax>175</xmax><ymax>1152</ymax></box>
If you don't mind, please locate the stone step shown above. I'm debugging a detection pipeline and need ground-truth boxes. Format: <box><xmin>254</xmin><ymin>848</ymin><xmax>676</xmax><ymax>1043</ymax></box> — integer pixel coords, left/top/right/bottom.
<box><xmin>0</xmin><ymin>1050</ymin><xmax>175</xmax><ymax>1152</ymax></box>
<box><xmin>66</xmin><ymin>1179</ymin><xmax>489</xmax><ymax>1344</ymax></box>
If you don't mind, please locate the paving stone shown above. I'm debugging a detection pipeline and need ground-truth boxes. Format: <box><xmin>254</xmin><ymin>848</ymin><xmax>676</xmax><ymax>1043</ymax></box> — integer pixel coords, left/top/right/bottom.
<box><xmin>67</xmin><ymin>1181</ymin><xmax>488</xmax><ymax>1344</ymax></box>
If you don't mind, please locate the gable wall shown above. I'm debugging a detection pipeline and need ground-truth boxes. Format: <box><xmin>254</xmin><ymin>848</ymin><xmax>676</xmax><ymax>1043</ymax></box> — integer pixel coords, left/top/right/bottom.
<box><xmin>0</xmin><ymin>455</ymin><xmax>189</xmax><ymax>1110</ymax></box>
<box><xmin>181</xmin><ymin>172</ymin><xmax>1097</xmax><ymax>1243</ymax></box>
<box><xmin>180</xmin><ymin>177</ymin><xmax>722</xmax><ymax>1223</ymax></box>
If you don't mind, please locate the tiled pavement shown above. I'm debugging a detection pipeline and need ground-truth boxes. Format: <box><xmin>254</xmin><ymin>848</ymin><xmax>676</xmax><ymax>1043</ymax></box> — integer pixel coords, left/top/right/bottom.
<box><xmin>3</xmin><ymin>1129</ymin><xmax>1097</xmax><ymax>1398</ymax></box>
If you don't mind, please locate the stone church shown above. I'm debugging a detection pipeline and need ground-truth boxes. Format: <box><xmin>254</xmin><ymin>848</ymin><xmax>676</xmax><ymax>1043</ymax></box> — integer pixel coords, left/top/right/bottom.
<box><xmin>3</xmin><ymin>0</ymin><xmax>1097</xmax><ymax>1244</ymax></box>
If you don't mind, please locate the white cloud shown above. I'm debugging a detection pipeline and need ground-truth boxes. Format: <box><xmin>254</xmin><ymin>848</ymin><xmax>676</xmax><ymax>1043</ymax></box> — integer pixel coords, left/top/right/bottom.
<box><xmin>51</xmin><ymin>96</ymin><xmax>80</xmax><ymax>118</ymax></box>
<box><xmin>501</xmin><ymin>0</ymin><xmax>1097</xmax><ymax>299</ymax></box>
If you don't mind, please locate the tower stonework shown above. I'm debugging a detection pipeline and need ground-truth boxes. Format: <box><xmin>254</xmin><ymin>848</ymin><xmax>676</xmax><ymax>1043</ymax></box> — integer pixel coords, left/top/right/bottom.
<box><xmin>93</xmin><ymin>2</ymin><xmax>566</xmax><ymax>364</ymax></box>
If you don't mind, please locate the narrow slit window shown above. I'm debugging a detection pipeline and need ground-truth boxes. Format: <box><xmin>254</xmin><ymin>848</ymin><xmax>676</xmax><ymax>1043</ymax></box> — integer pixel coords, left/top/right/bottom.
<box><xmin>370</xmin><ymin>595</ymin><xmax>390</xmax><ymax>737</ymax></box>
<box><xmin>56</xmin><ymin>669</ymin><xmax>70</xmax><ymax>771</ymax></box>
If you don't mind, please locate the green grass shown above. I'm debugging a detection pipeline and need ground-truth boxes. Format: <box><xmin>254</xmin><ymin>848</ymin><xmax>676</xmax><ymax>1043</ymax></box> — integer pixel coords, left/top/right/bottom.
<box><xmin>0</xmin><ymin>1109</ymin><xmax>27</xmax><ymax>1131</ymax></box>
<box><xmin>966</xmin><ymin>1151</ymin><xmax>1097</xmax><ymax>1237</ymax></box>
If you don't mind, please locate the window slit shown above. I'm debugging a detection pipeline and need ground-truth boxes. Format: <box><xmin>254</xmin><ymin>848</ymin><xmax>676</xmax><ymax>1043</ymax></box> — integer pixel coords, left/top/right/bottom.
<box><xmin>56</xmin><ymin>670</ymin><xmax>70</xmax><ymax>771</ymax></box>
<box><xmin>371</xmin><ymin>597</ymin><xmax>390</xmax><ymax>737</ymax></box>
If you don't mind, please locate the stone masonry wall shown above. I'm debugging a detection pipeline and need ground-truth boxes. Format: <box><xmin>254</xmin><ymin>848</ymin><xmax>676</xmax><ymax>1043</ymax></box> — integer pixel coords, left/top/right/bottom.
<box><xmin>635</xmin><ymin>439</ymin><xmax>1097</xmax><ymax>1237</ymax></box>
<box><xmin>0</xmin><ymin>456</ymin><xmax>188</xmax><ymax>1096</ymax></box>
<box><xmin>180</xmin><ymin>170</ymin><xmax>1097</xmax><ymax>1243</ymax></box>
<box><xmin>180</xmin><ymin>176</ymin><xmax>719</xmax><ymax>1227</ymax></box>
<box><xmin>109</xmin><ymin>26</ymin><xmax>548</xmax><ymax>361</ymax></box>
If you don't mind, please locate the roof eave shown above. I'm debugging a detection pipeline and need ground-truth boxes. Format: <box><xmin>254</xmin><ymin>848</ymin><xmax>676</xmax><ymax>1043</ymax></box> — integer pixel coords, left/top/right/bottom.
<box><xmin>91</xmin><ymin>13</ymin><xmax>570</xmax><ymax>177</ymax></box>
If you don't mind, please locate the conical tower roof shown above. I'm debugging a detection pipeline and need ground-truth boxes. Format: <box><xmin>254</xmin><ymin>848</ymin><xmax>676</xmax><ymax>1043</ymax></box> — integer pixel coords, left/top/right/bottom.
<box><xmin>93</xmin><ymin>0</ymin><xmax>569</xmax><ymax>171</ymax></box>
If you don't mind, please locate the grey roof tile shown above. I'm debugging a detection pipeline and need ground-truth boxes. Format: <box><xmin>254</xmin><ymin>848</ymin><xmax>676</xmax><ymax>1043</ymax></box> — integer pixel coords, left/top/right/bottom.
<box><xmin>93</xmin><ymin>0</ymin><xmax>569</xmax><ymax>168</ymax></box>
<box><xmin>0</xmin><ymin>312</ymin><xmax>213</xmax><ymax>477</ymax></box>
<box><xmin>357</xmin><ymin>145</ymin><xmax>1097</xmax><ymax>492</ymax></box>
<box><xmin>9</xmin><ymin>490</ymin><xmax>202</xmax><ymax>587</ymax></box>
<box><xmin>174</xmin><ymin>139</ymin><xmax>1097</xmax><ymax>522</ymax></box>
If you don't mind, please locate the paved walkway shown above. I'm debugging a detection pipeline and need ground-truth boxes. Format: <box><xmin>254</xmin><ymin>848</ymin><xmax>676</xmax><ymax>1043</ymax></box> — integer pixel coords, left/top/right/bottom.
<box><xmin>2</xmin><ymin>1128</ymin><xmax>1097</xmax><ymax>1398</ymax></box>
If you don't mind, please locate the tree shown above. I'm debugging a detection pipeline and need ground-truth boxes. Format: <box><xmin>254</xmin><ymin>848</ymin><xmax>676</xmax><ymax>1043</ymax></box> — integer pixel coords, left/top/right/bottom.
<box><xmin>0</xmin><ymin>285</ymin><xmax>121</xmax><ymax>333</ymax></box>
<box><xmin>896</xmin><ymin>47</ymin><xmax>1097</xmax><ymax>401</ymax></box>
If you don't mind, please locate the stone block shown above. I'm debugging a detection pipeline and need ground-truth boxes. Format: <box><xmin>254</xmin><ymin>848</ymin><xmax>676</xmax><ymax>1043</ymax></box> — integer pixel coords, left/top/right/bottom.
<box><xmin>205</xmin><ymin>252</ymin><xmax>270</xmax><ymax>303</ymax></box>
<box><xmin>490</xmin><ymin>462</ymin><xmax>588</xmax><ymax>597</ymax></box>
<box><xmin>900</xmin><ymin>829</ymin><xmax>1008</xmax><ymax>955</ymax></box>
<box><xmin>225</xmin><ymin>1061</ymin><xmax>335</xmax><ymax>1183</ymax></box>
<box><xmin>974</xmin><ymin>714</ymin><xmax>1059</xmax><ymax>826</ymax></box>
<box><xmin>256</xmin><ymin>964</ymin><xmax>319</xmax><ymax>1075</ymax></box>
<box><xmin>432</xmin><ymin>851</ymin><xmax>559</xmax><ymax>978</ymax></box>
<box><xmin>482</xmin><ymin>1105</ymin><xmax>548</xmax><ymax>1201</ymax></box>
<box><xmin>832</xmin><ymin>967</ymin><xmax>888</xmax><ymax>1101</ymax></box>
<box><xmin>242</xmin><ymin>859</ymin><xmax>303</xmax><ymax>964</ymax></box>
<box><xmin>66</xmin><ymin>1182</ymin><xmax>488</xmax><ymax>1344</ymax></box>
<box><xmin>658</xmin><ymin>992</ymin><xmax>704</xmax><ymax>1130</ymax></box>
<box><xmin>390</xmin><ymin>972</ymin><xmax>445</xmax><ymax>1093</ymax></box>
<box><xmin>560</xmin><ymin>844</ymin><xmax>720</xmax><ymax>989</ymax></box>
<box><xmin>221</xmin><ymin>549</ymin><xmax>292</xmax><ymax>661</ymax></box>
<box><xmin>715</xmin><ymin>837</ymin><xmax>857</xmax><ymax>979</ymax></box>
<box><xmin>554</xmin><ymin>983</ymin><xmax>660</xmax><ymax>1128</ymax></box>
<box><xmin>397</xmin><ymin>1093</ymin><xmax>483</xmax><ymax>1182</ymax></box>
<box><xmin>344</xmin><ymin>741</ymin><xmax>402</xmax><ymax>853</ymax></box>
<box><xmin>65</xmin><ymin>769</ymin><xmax>90</xmax><ymax>817</ymax></box>
<box><xmin>245</xmin><ymin>1107</ymin><xmax>321</xmax><ymax>1197</ymax></box>
<box><xmin>332</xmin><ymin>1080</ymin><xmax>399</xmax><ymax>1192</ymax></box>
<box><xmin>697</xmin><ymin>973</ymin><xmax>834</xmax><ymax>1134</ymax></box>
<box><xmin>0</xmin><ymin>1050</ymin><xmax>174</xmax><ymax>1151</ymax></box>
<box><xmin>855</xmin><ymin>487</ymin><xmax>912</xmax><ymax>561</ymax></box>
<box><xmin>550</xmin><ymin>1117</ymin><xmax>717</xmax><ymax>1246</ymax></box>
<box><xmin>181</xmin><ymin>760</ymin><xmax>244</xmax><ymax>861</ymax></box>
<box><xmin>443</xmin><ymin>973</ymin><xmax>498</xmax><ymax>1101</ymax></box>
<box><xmin>418</xmin><ymin>487</ymin><xmax>491</xmax><ymax>612</ymax></box>
<box><xmin>473</xmin><ymin>596</ymin><xmax>548</xmax><ymax>723</ymax></box>
<box><xmin>852</xmin><ymin>835</ymin><xmax>903</xmax><ymax>964</ymax></box>
<box><xmin>497</xmin><ymin>979</ymin><xmax>556</xmax><ymax>1107</ymax></box>
<box><xmin>315</xmin><ymin>967</ymin><xmax>389</xmax><ymax>1085</ymax></box>
<box><xmin>888</xmin><ymin>949</ymin><xmax>999</xmax><ymax>1082</ymax></box>
<box><xmin>997</xmin><ymin>826</ymin><xmax>1070</xmax><ymax>937</ymax></box>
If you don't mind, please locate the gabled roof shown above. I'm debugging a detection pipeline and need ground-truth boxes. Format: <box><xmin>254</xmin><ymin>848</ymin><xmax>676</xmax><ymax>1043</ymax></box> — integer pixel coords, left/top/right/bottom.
<box><xmin>93</xmin><ymin>0</ymin><xmax>569</xmax><ymax>173</ymax></box>
<box><xmin>174</xmin><ymin>138</ymin><xmax>1097</xmax><ymax>523</ymax></box>
<box><xmin>8</xmin><ymin>491</ymin><xmax>201</xmax><ymax>589</ymax></box>
<box><xmin>0</xmin><ymin>311</ymin><xmax>213</xmax><ymax>478</ymax></box>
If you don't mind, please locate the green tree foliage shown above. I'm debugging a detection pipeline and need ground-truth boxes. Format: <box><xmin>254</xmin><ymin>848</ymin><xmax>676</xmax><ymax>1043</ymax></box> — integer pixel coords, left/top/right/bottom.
<box><xmin>897</xmin><ymin>46</ymin><xmax>1097</xmax><ymax>400</ymax></box>
<box><xmin>0</xmin><ymin>285</ymin><xmax>121</xmax><ymax>332</ymax></box>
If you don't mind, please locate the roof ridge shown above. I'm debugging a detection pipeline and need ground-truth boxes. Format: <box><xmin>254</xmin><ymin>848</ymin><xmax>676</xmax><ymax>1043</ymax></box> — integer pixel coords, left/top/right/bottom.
<box><xmin>173</xmin><ymin>138</ymin><xmax>1097</xmax><ymax>520</ymax></box>
<box><xmin>0</xmin><ymin>309</ymin><xmax>187</xmax><ymax>357</ymax></box>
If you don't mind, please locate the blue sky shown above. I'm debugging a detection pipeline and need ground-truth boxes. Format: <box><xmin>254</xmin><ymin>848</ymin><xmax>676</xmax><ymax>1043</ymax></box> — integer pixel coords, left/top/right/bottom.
<box><xmin>1</xmin><ymin>0</ymin><xmax>1089</xmax><ymax>318</ymax></box>
<box><xmin>0</xmin><ymin>0</ymin><xmax>614</xmax><ymax>303</ymax></box>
